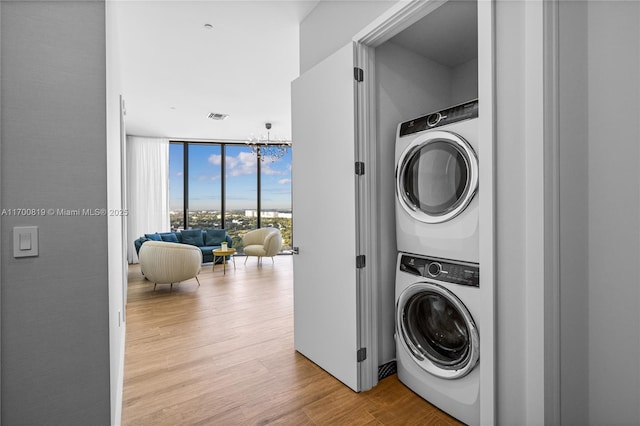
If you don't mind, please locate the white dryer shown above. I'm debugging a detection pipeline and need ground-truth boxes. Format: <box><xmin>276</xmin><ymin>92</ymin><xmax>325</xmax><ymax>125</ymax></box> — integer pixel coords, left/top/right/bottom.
<box><xmin>395</xmin><ymin>252</ymin><xmax>480</xmax><ymax>425</ymax></box>
<box><xmin>395</xmin><ymin>100</ymin><xmax>479</xmax><ymax>263</ymax></box>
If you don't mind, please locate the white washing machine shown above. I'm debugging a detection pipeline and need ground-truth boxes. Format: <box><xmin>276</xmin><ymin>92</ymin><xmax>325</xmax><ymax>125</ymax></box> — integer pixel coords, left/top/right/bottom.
<box><xmin>395</xmin><ymin>252</ymin><xmax>480</xmax><ymax>425</ymax></box>
<box><xmin>395</xmin><ymin>100</ymin><xmax>479</xmax><ymax>263</ymax></box>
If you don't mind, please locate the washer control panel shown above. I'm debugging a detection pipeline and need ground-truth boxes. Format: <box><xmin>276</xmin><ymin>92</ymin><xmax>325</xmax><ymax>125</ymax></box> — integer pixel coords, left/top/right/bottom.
<box><xmin>400</xmin><ymin>254</ymin><xmax>480</xmax><ymax>287</ymax></box>
<box><xmin>399</xmin><ymin>99</ymin><xmax>479</xmax><ymax>137</ymax></box>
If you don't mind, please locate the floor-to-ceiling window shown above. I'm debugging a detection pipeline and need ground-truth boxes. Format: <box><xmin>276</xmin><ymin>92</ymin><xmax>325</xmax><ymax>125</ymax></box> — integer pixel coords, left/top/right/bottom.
<box><xmin>169</xmin><ymin>143</ymin><xmax>185</xmax><ymax>231</ymax></box>
<box><xmin>188</xmin><ymin>144</ymin><xmax>222</xmax><ymax>229</ymax></box>
<box><xmin>169</xmin><ymin>141</ymin><xmax>292</xmax><ymax>254</ymax></box>
<box><xmin>260</xmin><ymin>150</ymin><xmax>292</xmax><ymax>251</ymax></box>
<box><xmin>224</xmin><ymin>145</ymin><xmax>258</xmax><ymax>251</ymax></box>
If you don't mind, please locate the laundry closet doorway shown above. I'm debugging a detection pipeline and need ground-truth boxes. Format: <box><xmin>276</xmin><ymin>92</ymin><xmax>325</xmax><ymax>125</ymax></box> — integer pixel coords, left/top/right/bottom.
<box><xmin>291</xmin><ymin>2</ymin><xmax>495</xmax><ymax>421</ymax></box>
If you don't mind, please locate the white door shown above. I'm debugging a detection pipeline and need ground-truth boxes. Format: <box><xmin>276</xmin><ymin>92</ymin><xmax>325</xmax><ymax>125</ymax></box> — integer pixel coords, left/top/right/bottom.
<box><xmin>291</xmin><ymin>43</ymin><xmax>360</xmax><ymax>391</ymax></box>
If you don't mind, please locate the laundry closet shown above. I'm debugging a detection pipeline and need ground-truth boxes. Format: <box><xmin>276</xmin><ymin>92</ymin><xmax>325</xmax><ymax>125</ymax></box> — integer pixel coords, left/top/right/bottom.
<box><xmin>373</xmin><ymin>0</ymin><xmax>479</xmax><ymax>369</ymax></box>
<box><xmin>291</xmin><ymin>0</ymin><xmax>492</xmax><ymax>422</ymax></box>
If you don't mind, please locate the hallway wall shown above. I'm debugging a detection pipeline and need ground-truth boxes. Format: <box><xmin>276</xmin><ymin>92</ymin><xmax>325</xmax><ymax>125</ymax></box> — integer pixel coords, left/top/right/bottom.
<box><xmin>1</xmin><ymin>1</ymin><xmax>112</xmax><ymax>424</ymax></box>
<box><xmin>585</xmin><ymin>2</ymin><xmax>640</xmax><ymax>423</ymax></box>
<box><xmin>299</xmin><ymin>0</ymin><xmax>396</xmax><ymax>74</ymax></box>
<box><xmin>559</xmin><ymin>1</ymin><xmax>640</xmax><ymax>424</ymax></box>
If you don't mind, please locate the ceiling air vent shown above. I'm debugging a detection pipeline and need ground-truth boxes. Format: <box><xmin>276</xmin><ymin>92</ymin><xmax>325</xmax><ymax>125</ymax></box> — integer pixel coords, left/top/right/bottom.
<box><xmin>207</xmin><ymin>112</ymin><xmax>229</xmax><ymax>120</ymax></box>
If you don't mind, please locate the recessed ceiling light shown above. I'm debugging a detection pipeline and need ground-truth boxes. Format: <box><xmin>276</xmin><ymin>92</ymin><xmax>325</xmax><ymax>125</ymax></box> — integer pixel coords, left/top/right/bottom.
<box><xmin>204</xmin><ymin>23</ymin><xmax>214</xmax><ymax>30</ymax></box>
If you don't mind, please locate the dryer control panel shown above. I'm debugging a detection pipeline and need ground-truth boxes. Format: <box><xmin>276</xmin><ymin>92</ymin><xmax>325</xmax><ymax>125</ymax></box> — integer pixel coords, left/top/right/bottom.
<box><xmin>399</xmin><ymin>99</ymin><xmax>479</xmax><ymax>137</ymax></box>
<box><xmin>400</xmin><ymin>254</ymin><xmax>480</xmax><ymax>287</ymax></box>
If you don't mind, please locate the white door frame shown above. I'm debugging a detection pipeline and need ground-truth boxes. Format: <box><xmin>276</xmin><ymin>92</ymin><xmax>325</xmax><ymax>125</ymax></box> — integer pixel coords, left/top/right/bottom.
<box><xmin>543</xmin><ymin>0</ymin><xmax>561</xmax><ymax>423</ymax></box>
<box><xmin>353</xmin><ymin>43</ymin><xmax>378</xmax><ymax>392</ymax></box>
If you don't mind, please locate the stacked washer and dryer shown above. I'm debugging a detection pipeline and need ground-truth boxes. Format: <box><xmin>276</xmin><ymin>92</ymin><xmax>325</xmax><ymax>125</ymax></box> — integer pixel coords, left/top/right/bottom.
<box><xmin>394</xmin><ymin>99</ymin><xmax>481</xmax><ymax>425</ymax></box>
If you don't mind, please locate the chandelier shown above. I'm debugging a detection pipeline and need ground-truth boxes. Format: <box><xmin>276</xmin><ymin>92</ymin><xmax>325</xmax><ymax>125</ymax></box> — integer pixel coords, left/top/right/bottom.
<box><xmin>246</xmin><ymin>122</ymin><xmax>292</xmax><ymax>162</ymax></box>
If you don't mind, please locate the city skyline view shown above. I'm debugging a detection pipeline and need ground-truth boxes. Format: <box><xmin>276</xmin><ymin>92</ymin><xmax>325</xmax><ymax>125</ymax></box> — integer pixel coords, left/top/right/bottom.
<box><xmin>169</xmin><ymin>143</ymin><xmax>292</xmax><ymax>212</ymax></box>
<box><xmin>168</xmin><ymin>142</ymin><xmax>293</xmax><ymax>252</ymax></box>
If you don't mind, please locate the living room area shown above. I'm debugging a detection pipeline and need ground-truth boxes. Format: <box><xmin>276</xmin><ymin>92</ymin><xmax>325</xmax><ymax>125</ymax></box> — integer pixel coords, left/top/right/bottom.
<box><xmin>119</xmin><ymin>0</ymin><xmax>301</xmax><ymax>269</ymax></box>
<box><xmin>116</xmin><ymin>0</ymin><xmax>457</xmax><ymax>423</ymax></box>
<box><xmin>116</xmin><ymin>1</ymin><xmax>305</xmax><ymax>421</ymax></box>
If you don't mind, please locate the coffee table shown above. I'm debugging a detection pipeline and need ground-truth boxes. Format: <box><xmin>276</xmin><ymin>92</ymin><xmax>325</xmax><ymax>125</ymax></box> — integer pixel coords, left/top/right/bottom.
<box><xmin>213</xmin><ymin>248</ymin><xmax>236</xmax><ymax>275</ymax></box>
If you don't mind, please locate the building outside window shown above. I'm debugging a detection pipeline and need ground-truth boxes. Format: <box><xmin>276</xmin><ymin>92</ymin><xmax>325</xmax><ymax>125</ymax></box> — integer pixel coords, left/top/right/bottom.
<box><xmin>169</xmin><ymin>141</ymin><xmax>292</xmax><ymax>254</ymax></box>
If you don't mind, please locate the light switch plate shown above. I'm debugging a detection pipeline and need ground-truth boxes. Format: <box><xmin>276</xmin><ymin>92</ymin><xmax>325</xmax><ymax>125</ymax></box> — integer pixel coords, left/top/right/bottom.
<box><xmin>13</xmin><ymin>226</ymin><xmax>38</xmax><ymax>258</ymax></box>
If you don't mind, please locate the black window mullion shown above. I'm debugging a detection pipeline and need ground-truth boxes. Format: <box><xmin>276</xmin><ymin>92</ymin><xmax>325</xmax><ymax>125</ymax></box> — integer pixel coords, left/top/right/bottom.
<box><xmin>221</xmin><ymin>144</ymin><xmax>226</xmax><ymax>229</ymax></box>
<box><xmin>257</xmin><ymin>147</ymin><xmax>261</xmax><ymax>229</ymax></box>
<box><xmin>175</xmin><ymin>141</ymin><xmax>280</xmax><ymax>234</ymax></box>
<box><xmin>183</xmin><ymin>142</ymin><xmax>189</xmax><ymax>229</ymax></box>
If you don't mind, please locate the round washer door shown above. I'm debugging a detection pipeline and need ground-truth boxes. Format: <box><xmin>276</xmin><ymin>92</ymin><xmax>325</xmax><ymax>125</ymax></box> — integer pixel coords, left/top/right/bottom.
<box><xmin>396</xmin><ymin>130</ymin><xmax>478</xmax><ymax>224</ymax></box>
<box><xmin>396</xmin><ymin>282</ymin><xmax>479</xmax><ymax>379</ymax></box>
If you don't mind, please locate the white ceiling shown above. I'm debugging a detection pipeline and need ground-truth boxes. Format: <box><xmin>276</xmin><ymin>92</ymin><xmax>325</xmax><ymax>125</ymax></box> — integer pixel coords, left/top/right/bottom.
<box><xmin>389</xmin><ymin>0</ymin><xmax>477</xmax><ymax>68</ymax></box>
<box><xmin>114</xmin><ymin>1</ymin><xmax>320</xmax><ymax>142</ymax></box>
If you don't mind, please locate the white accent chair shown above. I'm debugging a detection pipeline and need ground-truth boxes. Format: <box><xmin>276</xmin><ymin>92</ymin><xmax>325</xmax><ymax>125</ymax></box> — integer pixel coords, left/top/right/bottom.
<box><xmin>242</xmin><ymin>228</ymin><xmax>283</xmax><ymax>265</ymax></box>
<box><xmin>139</xmin><ymin>241</ymin><xmax>202</xmax><ymax>291</ymax></box>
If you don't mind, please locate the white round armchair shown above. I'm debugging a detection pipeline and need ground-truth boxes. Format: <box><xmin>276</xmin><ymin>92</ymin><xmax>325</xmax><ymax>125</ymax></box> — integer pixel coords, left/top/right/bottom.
<box><xmin>242</xmin><ymin>228</ymin><xmax>283</xmax><ymax>265</ymax></box>
<box><xmin>139</xmin><ymin>241</ymin><xmax>202</xmax><ymax>291</ymax></box>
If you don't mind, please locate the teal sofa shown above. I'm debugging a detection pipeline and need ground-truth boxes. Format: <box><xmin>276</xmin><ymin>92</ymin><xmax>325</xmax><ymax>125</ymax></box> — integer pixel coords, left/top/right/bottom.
<box><xmin>134</xmin><ymin>229</ymin><xmax>232</xmax><ymax>264</ymax></box>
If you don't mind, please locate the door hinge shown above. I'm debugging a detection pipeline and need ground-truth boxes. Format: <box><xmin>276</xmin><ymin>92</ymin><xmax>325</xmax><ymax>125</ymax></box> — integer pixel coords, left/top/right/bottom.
<box><xmin>355</xmin><ymin>161</ymin><xmax>365</xmax><ymax>175</ymax></box>
<box><xmin>354</xmin><ymin>67</ymin><xmax>364</xmax><ymax>82</ymax></box>
<box><xmin>356</xmin><ymin>255</ymin><xmax>366</xmax><ymax>269</ymax></box>
<box><xmin>357</xmin><ymin>348</ymin><xmax>367</xmax><ymax>362</ymax></box>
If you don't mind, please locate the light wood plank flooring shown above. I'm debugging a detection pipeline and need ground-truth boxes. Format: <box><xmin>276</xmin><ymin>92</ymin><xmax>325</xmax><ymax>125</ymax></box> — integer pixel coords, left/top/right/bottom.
<box><xmin>122</xmin><ymin>255</ymin><xmax>462</xmax><ymax>425</ymax></box>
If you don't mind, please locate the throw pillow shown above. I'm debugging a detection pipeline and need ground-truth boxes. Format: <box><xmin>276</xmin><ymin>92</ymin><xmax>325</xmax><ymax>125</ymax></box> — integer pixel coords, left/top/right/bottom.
<box><xmin>160</xmin><ymin>233</ymin><xmax>179</xmax><ymax>243</ymax></box>
<box><xmin>144</xmin><ymin>233</ymin><xmax>162</xmax><ymax>241</ymax></box>
<box><xmin>205</xmin><ymin>229</ymin><xmax>227</xmax><ymax>246</ymax></box>
<box><xmin>180</xmin><ymin>229</ymin><xmax>204</xmax><ymax>247</ymax></box>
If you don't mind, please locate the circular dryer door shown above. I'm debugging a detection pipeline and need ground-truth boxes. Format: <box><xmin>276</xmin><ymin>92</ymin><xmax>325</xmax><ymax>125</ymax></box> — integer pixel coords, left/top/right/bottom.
<box><xmin>396</xmin><ymin>130</ymin><xmax>478</xmax><ymax>223</ymax></box>
<box><xmin>397</xmin><ymin>282</ymin><xmax>479</xmax><ymax>379</ymax></box>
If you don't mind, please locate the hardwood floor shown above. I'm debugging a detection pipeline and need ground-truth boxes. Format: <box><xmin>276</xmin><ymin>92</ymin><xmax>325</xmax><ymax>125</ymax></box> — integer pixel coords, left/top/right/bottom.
<box><xmin>122</xmin><ymin>255</ymin><xmax>462</xmax><ymax>425</ymax></box>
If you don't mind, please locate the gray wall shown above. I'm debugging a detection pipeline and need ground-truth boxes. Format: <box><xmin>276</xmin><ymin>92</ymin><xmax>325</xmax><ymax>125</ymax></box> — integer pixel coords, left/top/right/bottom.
<box><xmin>584</xmin><ymin>1</ymin><xmax>640</xmax><ymax>423</ymax></box>
<box><xmin>559</xmin><ymin>1</ymin><xmax>589</xmax><ymax>423</ymax></box>
<box><xmin>1</xmin><ymin>1</ymin><xmax>112</xmax><ymax>424</ymax></box>
<box><xmin>556</xmin><ymin>1</ymin><xmax>640</xmax><ymax>424</ymax></box>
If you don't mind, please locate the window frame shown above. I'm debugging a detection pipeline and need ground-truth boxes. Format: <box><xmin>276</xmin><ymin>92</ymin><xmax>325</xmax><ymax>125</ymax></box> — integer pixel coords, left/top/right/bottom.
<box><xmin>169</xmin><ymin>140</ymin><xmax>292</xmax><ymax>252</ymax></box>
